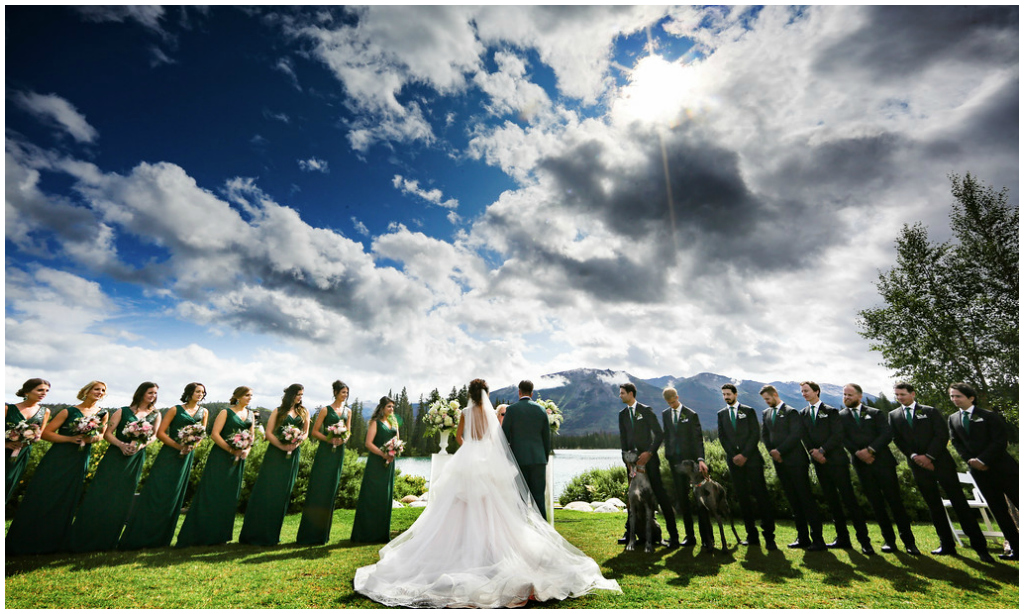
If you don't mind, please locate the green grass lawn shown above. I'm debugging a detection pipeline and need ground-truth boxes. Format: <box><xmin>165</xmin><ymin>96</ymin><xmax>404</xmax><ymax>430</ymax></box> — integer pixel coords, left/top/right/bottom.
<box><xmin>5</xmin><ymin>510</ymin><xmax>1018</xmax><ymax>608</ymax></box>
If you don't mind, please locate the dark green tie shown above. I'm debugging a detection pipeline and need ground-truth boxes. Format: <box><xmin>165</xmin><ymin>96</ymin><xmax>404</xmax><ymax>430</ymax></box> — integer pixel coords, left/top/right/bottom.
<box><xmin>811</xmin><ymin>405</ymin><xmax>817</xmax><ymax>425</ymax></box>
<box><xmin>853</xmin><ymin>406</ymin><xmax>861</xmax><ymax>425</ymax></box>
<box><xmin>730</xmin><ymin>406</ymin><xmax>737</xmax><ymax>429</ymax></box>
<box><xmin>904</xmin><ymin>407</ymin><xmax>913</xmax><ymax>427</ymax></box>
<box><xmin>961</xmin><ymin>410</ymin><xmax>971</xmax><ymax>434</ymax></box>
<box><xmin>770</xmin><ymin>407</ymin><xmax>778</xmax><ymax>426</ymax></box>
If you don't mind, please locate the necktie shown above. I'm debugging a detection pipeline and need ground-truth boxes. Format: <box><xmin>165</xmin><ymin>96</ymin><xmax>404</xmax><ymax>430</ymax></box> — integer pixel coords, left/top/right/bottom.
<box><xmin>904</xmin><ymin>406</ymin><xmax>913</xmax><ymax>426</ymax></box>
<box><xmin>961</xmin><ymin>410</ymin><xmax>971</xmax><ymax>434</ymax></box>
<box><xmin>811</xmin><ymin>405</ymin><xmax>817</xmax><ymax>424</ymax></box>
<box><xmin>674</xmin><ymin>408</ymin><xmax>680</xmax><ymax>426</ymax></box>
<box><xmin>852</xmin><ymin>406</ymin><xmax>861</xmax><ymax>424</ymax></box>
<box><xmin>729</xmin><ymin>406</ymin><xmax>737</xmax><ymax>429</ymax></box>
<box><xmin>770</xmin><ymin>406</ymin><xmax>778</xmax><ymax>425</ymax></box>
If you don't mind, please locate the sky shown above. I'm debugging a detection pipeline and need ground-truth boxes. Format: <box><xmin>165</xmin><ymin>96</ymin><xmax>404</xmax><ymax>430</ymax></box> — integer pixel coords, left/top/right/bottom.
<box><xmin>5</xmin><ymin>5</ymin><xmax>1019</xmax><ymax>409</ymax></box>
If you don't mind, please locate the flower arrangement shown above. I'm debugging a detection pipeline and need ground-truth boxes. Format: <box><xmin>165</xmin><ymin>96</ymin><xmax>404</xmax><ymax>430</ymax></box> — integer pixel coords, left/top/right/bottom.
<box><xmin>176</xmin><ymin>423</ymin><xmax>207</xmax><ymax>455</ymax></box>
<box><xmin>228</xmin><ymin>430</ymin><xmax>254</xmax><ymax>463</ymax></box>
<box><xmin>122</xmin><ymin>419</ymin><xmax>156</xmax><ymax>455</ymax></box>
<box><xmin>326</xmin><ymin>421</ymin><xmax>348</xmax><ymax>449</ymax></box>
<box><xmin>538</xmin><ymin>399</ymin><xmax>563</xmax><ymax>434</ymax></box>
<box><xmin>423</xmin><ymin>399</ymin><xmax>461</xmax><ymax>435</ymax></box>
<box><xmin>278</xmin><ymin>424</ymin><xmax>305</xmax><ymax>457</ymax></box>
<box><xmin>382</xmin><ymin>436</ymin><xmax>406</xmax><ymax>466</ymax></box>
<box><xmin>5</xmin><ymin>421</ymin><xmax>43</xmax><ymax>458</ymax></box>
<box><xmin>70</xmin><ymin>414</ymin><xmax>104</xmax><ymax>448</ymax></box>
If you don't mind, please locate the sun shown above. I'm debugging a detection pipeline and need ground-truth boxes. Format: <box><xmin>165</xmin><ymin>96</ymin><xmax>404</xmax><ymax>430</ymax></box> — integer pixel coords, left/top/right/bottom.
<box><xmin>612</xmin><ymin>54</ymin><xmax>699</xmax><ymax>127</ymax></box>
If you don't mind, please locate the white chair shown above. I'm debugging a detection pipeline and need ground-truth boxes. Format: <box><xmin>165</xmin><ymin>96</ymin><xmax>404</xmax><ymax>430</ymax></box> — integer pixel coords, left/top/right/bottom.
<box><xmin>940</xmin><ymin>471</ymin><xmax>1004</xmax><ymax>546</ymax></box>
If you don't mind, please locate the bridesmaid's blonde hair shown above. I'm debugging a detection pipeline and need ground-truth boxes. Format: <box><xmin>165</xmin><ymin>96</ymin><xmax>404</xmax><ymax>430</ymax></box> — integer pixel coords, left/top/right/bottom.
<box><xmin>76</xmin><ymin>380</ymin><xmax>107</xmax><ymax>401</ymax></box>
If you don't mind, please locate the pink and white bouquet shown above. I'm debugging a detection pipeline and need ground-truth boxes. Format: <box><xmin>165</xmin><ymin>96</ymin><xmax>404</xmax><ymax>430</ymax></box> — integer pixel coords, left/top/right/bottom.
<box><xmin>228</xmin><ymin>430</ymin><xmax>254</xmax><ymax>463</ymax></box>
<box><xmin>5</xmin><ymin>421</ymin><xmax>43</xmax><ymax>458</ymax></box>
<box><xmin>176</xmin><ymin>423</ymin><xmax>206</xmax><ymax>455</ymax></box>
<box><xmin>70</xmin><ymin>414</ymin><xmax>104</xmax><ymax>448</ymax></box>
<box><xmin>538</xmin><ymin>399</ymin><xmax>563</xmax><ymax>434</ymax></box>
<box><xmin>278</xmin><ymin>424</ymin><xmax>305</xmax><ymax>457</ymax></box>
<box><xmin>122</xmin><ymin>420</ymin><xmax>156</xmax><ymax>455</ymax></box>
<box><xmin>382</xmin><ymin>436</ymin><xmax>405</xmax><ymax>466</ymax></box>
<box><xmin>423</xmin><ymin>399</ymin><xmax>461</xmax><ymax>435</ymax></box>
<box><xmin>326</xmin><ymin>421</ymin><xmax>348</xmax><ymax>449</ymax></box>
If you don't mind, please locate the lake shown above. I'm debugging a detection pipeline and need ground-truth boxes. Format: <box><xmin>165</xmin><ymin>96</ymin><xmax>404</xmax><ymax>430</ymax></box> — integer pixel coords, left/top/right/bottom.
<box><xmin>393</xmin><ymin>449</ymin><xmax>622</xmax><ymax>498</ymax></box>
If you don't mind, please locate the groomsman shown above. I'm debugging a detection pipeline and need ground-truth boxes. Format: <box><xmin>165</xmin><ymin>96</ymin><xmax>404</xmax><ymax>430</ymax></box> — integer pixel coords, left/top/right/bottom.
<box><xmin>661</xmin><ymin>387</ymin><xmax>713</xmax><ymax>550</ymax></box>
<box><xmin>760</xmin><ymin>385</ymin><xmax>825</xmax><ymax>551</ymax></box>
<box><xmin>947</xmin><ymin>382</ymin><xmax>1018</xmax><ymax>560</ymax></box>
<box><xmin>799</xmin><ymin>381</ymin><xmax>874</xmax><ymax>554</ymax></box>
<box><xmin>838</xmin><ymin>383</ymin><xmax>919</xmax><ymax>555</ymax></box>
<box><xmin>890</xmin><ymin>382</ymin><xmax>995</xmax><ymax>563</ymax></box>
<box><xmin>618</xmin><ymin>383</ymin><xmax>679</xmax><ymax>548</ymax></box>
<box><xmin>717</xmin><ymin>384</ymin><xmax>776</xmax><ymax>550</ymax></box>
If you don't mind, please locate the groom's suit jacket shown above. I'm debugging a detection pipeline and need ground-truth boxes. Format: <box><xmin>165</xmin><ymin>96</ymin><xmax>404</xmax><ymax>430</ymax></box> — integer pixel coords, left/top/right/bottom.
<box><xmin>502</xmin><ymin>397</ymin><xmax>551</xmax><ymax>467</ymax></box>
<box><xmin>619</xmin><ymin>402</ymin><xmax>664</xmax><ymax>465</ymax></box>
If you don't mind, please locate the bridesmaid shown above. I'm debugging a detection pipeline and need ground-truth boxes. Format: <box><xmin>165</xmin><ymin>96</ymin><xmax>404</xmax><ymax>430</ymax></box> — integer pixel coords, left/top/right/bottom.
<box><xmin>239</xmin><ymin>383</ymin><xmax>310</xmax><ymax>546</ymax></box>
<box><xmin>350</xmin><ymin>396</ymin><xmax>399</xmax><ymax>543</ymax></box>
<box><xmin>70</xmin><ymin>382</ymin><xmax>161</xmax><ymax>552</ymax></box>
<box><xmin>119</xmin><ymin>382</ymin><xmax>209</xmax><ymax>550</ymax></box>
<box><xmin>175</xmin><ymin>386</ymin><xmax>255</xmax><ymax>548</ymax></box>
<box><xmin>5</xmin><ymin>378</ymin><xmax>52</xmax><ymax>503</ymax></box>
<box><xmin>6</xmin><ymin>381</ymin><xmax>108</xmax><ymax>555</ymax></box>
<box><xmin>296</xmin><ymin>380</ymin><xmax>353</xmax><ymax>544</ymax></box>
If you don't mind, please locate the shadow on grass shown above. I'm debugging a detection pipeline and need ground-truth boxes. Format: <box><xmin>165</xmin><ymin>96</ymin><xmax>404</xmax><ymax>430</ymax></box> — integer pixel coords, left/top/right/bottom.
<box><xmin>795</xmin><ymin>549</ymin><xmax>864</xmax><ymax>587</ymax></box>
<box><xmin>603</xmin><ymin>544</ymin><xmax>675</xmax><ymax>580</ymax></box>
<box><xmin>739</xmin><ymin>545</ymin><xmax>803</xmax><ymax>583</ymax></box>
<box><xmin>662</xmin><ymin>545</ymin><xmax>735</xmax><ymax>586</ymax></box>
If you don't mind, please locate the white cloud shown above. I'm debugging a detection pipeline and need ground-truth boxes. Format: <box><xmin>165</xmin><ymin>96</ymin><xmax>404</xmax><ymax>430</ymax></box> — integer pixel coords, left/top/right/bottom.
<box><xmin>149</xmin><ymin>46</ymin><xmax>176</xmax><ymax>68</ymax></box>
<box><xmin>12</xmin><ymin>92</ymin><xmax>99</xmax><ymax>143</ymax></box>
<box><xmin>275</xmin><ymin>57</ymin><xmax>301</xmax><ymax>90</ymax></box>
<box><xmin>298</xmin><ymin>157</ymin><xmax>329</xmax><ymax>173</ymax></box>
<box><xmin>351</xmin><ymin>217</ymin><xmax>370</xmax><ymax>236</ymax></box>
<box><xmin>263</xmin><ymin>109</ymin><xmax>290</xmax><ymax>124</ymax></box>
<box><xmin>76</xmin><ymin>6</ymin><xmax>166</xmax><ymax>35</ymax></box>
<box><xmin>392</xmin><ymin>174</ymin><xmax>459</xmax><ymax>210</ymax></box>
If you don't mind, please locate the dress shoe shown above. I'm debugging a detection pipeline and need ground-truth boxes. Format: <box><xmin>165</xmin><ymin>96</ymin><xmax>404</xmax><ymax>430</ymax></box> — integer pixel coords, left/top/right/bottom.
<box><xmin>906</xmin><ymin>545</ymin><xmax>921</xmax><ymax>555</ymax></box>
<box><xmin>998</xmin><ymin>551</ymin><xmax>1018</xmax><ymax>561</ymax></box>
<box><xmin>861</xmin><ymin>545</ymin><xmax>875</xmax><ymax>555</ymax></box>
<box><xmin>805</xmin><ymin>542</ymin><xmax>827</xmax><ymax>552</ymax></box>
<box><xmin>931</xmin><ymin>546</ymin><xmax>956</xmax><ymax>556</ymax></box>
<box><xmin>977</xmin><ymin>551</ymin><xmax>996</xmax><ymax>563</ymax></box>
<box><xmin>617</xmin><ymin>537</ymin><xmax>629</xmax><ymax>545</ymax></box>
<box><xmin>880</xmin><ymin>543</ymin><xmax>897</xmax><ymax>553</ymax></box>
<box><xmin>826</xmin><ymin>539</ymin><xmax>853</xmax><ymax>549</ymax></box>
<box><xmin>741</xmin><ymin>537</ymin><xmax>760</xmax><ymax>547</ymax></box>
<box><xmin>702</xmin><ymin>546</ymin><xmax>717</xmax><ymax>555</ymax></box>
<box><xmin>679</xmin><ymin>536</ymin><xmax>697</xmax><ymax>548</ymax></box>
<box><xmin>765</xmin><ymin>541</ymin><xmax>778</xmax><ymax>552</ymax></box>
<box><xmin>663</xmin><ymin>539</ymin><xmax>681</xmax><ymax>550</ymax></box>
<box><xmin>787</xmin><ymin>540</ymin><xmax>810</xmax><ymax>549</ymax></box>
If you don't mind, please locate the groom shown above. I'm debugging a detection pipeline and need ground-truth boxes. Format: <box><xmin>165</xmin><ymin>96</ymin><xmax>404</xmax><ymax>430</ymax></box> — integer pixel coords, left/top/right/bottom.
<box><xmin>502</xmin><ymin>380</ymin><xmax>553</xmax><ymax>520</ymax></box>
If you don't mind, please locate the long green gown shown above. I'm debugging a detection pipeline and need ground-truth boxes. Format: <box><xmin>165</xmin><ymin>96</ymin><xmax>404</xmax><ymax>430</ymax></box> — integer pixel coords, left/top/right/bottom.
<box><xmin>350</xmin><ymin>419</ymin><xmax>397</xmax><ymax>543</ymax></box>
<box><xmin>296</xmin><ymin>406</ymin><xmax>349</xmax><ymax>544</ymax></box>
<box><xmin>238</xmin><ymin>413</ymin><xmax>305</xmax><ymax>546</ymax></box>
<box><xmin>175</xmin><ymin>408</ymin><xmax>253</xmax><ymax>548</ymax></box>
<box><xmin>5</xmin><ymin>407</ymin><xmax>98</xmax><ymax>555</ymax></box>
<box><xmin>118</xmin><ymin>406</ymin><xmax>207</xmax><ymax>550</ymax></box>
<box><xmin>5</xmin><ymin>403</ymin><xmax>48</xmax><ymax>504</ymax></box>
<box><xmin>69</xmin><ymin>407</ymin><xmax>157</xmax><ymax>553</ymax></box>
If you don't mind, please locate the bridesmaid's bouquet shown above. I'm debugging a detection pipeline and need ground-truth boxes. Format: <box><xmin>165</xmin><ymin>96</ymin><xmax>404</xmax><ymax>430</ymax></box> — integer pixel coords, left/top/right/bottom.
<box><xmin>278</xmin><ymin>424</ymin><xmax>305</xmax><ymax>457</ymax></box>
<box><xmin>5</xmin><ymin>421</ymin><xmax>43</xmax><ymax>458</ymax></box>
<box><xmin>423</xmin><ymin>399</ymin><xmax>461</xmax><ymax>435</ymax></box>
<box><xmin>228</xmin><ymin>430</ymin><xmax>254</xmax><ymax>463</ymax></box>
<box><xmin>382</xmin><ymin>436</ymin><xmax>405</xmax><ymax>466</ymax></box>
<box><xmin>122</xmin><ymin>420</ymin><xmax>156</xmax><ymax>455</ymax></box>
<box><xmin>538</xmin><ymin>399</ymin><xmax>563</xmax><ymax>434</ymax></box>
<box><xmin>326</xmin><ymin>422</ymin><xmax>348</xmax><ymax>449</ymax></box>
<box><xmin>70</xmin><ymin>414</ymin><xmax>104</xmax><ymax>448</ymax></box>
<box><xmin>176</xmin><ymin>423</ymin><xmax>206</xmax><ymax>455</ymax></box>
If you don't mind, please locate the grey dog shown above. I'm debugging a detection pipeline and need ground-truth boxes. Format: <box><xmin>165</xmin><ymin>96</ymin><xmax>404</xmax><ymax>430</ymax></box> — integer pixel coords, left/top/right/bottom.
<box><xmin>677</xmin><ymin>459</ymin><xmax>740</xmax><ymax>549</ymax></box>
<box><xmin>623</xmin><ymin>450</ymin><xmax>661</xmax><ymax>552</ymax></box>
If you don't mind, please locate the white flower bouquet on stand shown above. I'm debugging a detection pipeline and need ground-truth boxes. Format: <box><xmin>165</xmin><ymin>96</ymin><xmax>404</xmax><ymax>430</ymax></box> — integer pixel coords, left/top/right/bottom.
<box><xmin>423</xmin><ymin>399</ymin><xmax>462</xmax><ymax>454</ymax></box>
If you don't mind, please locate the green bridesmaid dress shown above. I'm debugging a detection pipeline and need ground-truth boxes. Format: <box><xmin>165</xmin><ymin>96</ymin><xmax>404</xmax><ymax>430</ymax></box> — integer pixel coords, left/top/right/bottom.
<box><xmin>69</xmin><ymin>407</ymin><xmax>156</xmax><ymax>553</ymax></box>
<box><xmin>239</xmin><ymin>413</ymin><xmax>305</xmax><ymax>546</ymax></box>
<box><xmin>5</xmin><ymin>403</ymin><xmax>48</xmax><ymax>504</ymax></box>
<box><xmin>296</xmin><ymin>406</ymin><xmax>349</xmax><ymax>544</ymax></box>
<box><xmin>350</xmin><ymin>419</ymin><xmax>397</xmax><ymax>543</ymax></box>
<box><xmin>175</xmin><ymin>408</ymin><xmax>253</xmax><ymax>548</ymax></box>
<box><xmin>5</xmin><ymin>407</ymin><xmax>97</xmax><ymax>555</ymax></box>
<box><xmin>118</xmin><ymin>406</ymin><xmax>207</xmax><ymax>550</ymax></box>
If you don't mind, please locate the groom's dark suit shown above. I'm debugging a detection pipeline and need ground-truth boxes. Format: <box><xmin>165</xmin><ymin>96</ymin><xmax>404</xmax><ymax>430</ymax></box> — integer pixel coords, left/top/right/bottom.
<box><xmin>619</xmin><ymin>402</ymin><xmax>678</xmax><ymax>544</ymax></box>
<box><xmin>502</xmin><ymin>396</ymin><xmax>552</xmax><ymax>520</ymax></box>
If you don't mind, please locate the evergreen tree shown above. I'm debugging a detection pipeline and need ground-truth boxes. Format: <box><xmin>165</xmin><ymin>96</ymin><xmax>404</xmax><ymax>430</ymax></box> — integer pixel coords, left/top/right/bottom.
<box><xmin>349</xmin><ymin>399</ymin><xmax>367</xmax><ymax>455</ymax></box>
<box><xmin>412</xmin><ymin>393</ymin><xmax>429</xmax><ymax>456</ymax></box>
<box><xmin>395</xmin><ymin>387</ymin><xmax>415</xmax><ymax>440</ymax></box>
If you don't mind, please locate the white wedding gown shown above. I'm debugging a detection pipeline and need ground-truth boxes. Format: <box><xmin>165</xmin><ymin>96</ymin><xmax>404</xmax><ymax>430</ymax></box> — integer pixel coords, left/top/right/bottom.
<box><xmin>353</xmin><ymin>396</ymin><xmax>621</xmax><ymax>608</ymax></box>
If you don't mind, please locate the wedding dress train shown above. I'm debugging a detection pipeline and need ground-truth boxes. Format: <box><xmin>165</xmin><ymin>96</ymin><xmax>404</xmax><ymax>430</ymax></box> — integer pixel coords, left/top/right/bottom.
<box><xmin>353</xmin><ymin>395</ymin><xmax>620</xmax><ymax>608</ymax></box>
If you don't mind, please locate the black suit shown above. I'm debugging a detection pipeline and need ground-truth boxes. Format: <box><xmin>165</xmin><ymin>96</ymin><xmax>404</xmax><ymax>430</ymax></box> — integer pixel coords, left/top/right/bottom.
<box><xmin>762</xmin><ymin>402</ymin><xmax>823</xmax><ymax>545</ymax></box>
<box><xmin>840</xmin><ymin>404</ymin><xmax>916</xmax><ymax>548</ymax></box>
<box><xmin>718</xmin><ymin>403</ymin><xmax>775</xmax><ymax>543</ymax></box>
<box><xmin>890</xmin><ymin>402</ymin><xmax>988</xmax><ymax>553</ymax></box>
<box><xmin>800</xmin><ymin>402</ymin><xmax>870</xmax><ymax>547</ymax></box>
<box><xmin>663</xmin><ymin>404</ymin><xmax>712</xmax><ymax>546</ymax></box>
<box><xmin>949</xmin><ymin>406</ymin><xmax>1019</xmax><ymax>554</ymax></box>
<box><xmin>619</xmin><ymin>402</ymin><xmax>677</xmax><ymax>541</ymax></box>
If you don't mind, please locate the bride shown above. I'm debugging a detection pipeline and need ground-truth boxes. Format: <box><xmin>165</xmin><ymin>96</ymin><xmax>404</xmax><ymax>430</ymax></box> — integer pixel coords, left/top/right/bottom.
<box><xmin>353</xmin><ymin>379</ymin><xmax>621</xmax><ymax>608</ymax></box>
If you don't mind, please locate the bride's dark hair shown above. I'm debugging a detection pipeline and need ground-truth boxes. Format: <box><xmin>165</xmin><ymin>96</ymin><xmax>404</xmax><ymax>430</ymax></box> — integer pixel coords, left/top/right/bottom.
<box><xmin>468</xmin><ymin>379</ymin><xmax>489</xmax><ymax>405</ymax></box>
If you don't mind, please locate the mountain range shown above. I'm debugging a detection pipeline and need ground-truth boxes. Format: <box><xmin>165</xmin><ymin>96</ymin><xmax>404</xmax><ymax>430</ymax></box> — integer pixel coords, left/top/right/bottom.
<box><xmin>488</xmin><ymin>368</ymin><xmax>876</xmax><ymax>436</ymax></box>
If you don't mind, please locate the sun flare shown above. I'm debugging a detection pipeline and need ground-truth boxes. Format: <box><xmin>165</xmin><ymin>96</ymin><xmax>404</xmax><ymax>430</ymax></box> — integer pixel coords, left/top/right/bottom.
<box><xmin>613</xmin><ymin>55</ymin><xmax>700</xmax><ymax>127</ymax></box>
